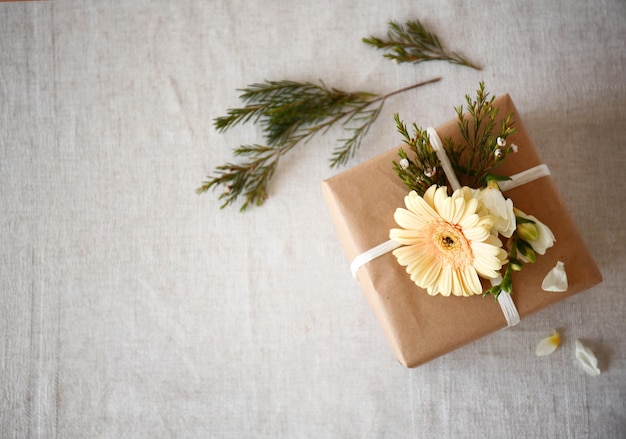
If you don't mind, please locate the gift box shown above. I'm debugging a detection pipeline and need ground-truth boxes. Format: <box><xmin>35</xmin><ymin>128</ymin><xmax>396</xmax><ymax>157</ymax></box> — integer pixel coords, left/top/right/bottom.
<box><xmin>322</xmin><ymin>94</ymin><xmax>602</xmax><ymax>368</ymax></box>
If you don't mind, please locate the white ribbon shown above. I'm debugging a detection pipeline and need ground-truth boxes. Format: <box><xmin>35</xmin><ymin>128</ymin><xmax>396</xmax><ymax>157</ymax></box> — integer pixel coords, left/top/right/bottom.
<box><xmin>350</xmin><ymin>127</ymin><xmax>552</xmax><ymax>327</ymax></box>
<box><xmin>491</xmin><ymin>276</ymin><xmax>521</xmax><ymax>327</ymax></box>
<box><xmin>350</xmin><ymin>240</ymin><xmax>401</xmax><ymax>278</ymax></box>
<box><xmin>426</xmin><ymin>127</ymin><xmax>461</xmax><ymax>191</ymax></box>
<box><xmin>499</xmin><ymin>164</ymin><xmax>550</xmax><ymax>192</ymax></box>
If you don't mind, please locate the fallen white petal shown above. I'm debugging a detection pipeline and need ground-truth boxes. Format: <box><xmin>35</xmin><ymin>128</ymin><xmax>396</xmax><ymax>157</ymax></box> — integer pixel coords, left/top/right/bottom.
<box><xmin>575</xmin><ymin>339</ymin><xmax>601</xmax><ymax>376</ymax></box>
<box><xmin>535</xmin><ymin>330</ymin><xmax>560</xmax><ymax>356</ymax></box>
<box><xmin>542</xmin><ymin>260</ymin><xmax>568</xmax><ymax>292</ymax></box>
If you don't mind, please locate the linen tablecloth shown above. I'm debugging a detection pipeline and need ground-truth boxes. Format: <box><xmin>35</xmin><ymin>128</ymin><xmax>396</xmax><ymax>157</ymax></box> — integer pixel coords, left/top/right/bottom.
<box><xmin>2</xmin><ymin>1</ymin><xmax>625</xmax><ymax>437</ymax></box>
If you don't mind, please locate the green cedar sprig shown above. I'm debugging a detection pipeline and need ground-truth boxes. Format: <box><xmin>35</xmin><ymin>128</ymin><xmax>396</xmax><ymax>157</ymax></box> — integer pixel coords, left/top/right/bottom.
<box><xmin>363</xmin><ymin>19</ymin><xmax>481</xmax><ymax>70</ymax></box>
<box><xmin>198</xmin><ymin>78</ymin><xmax>441</xmax><ymax>210</ymax></box>
<box><xmin>392</xmin><ymin>115</ymin><xmax>445</xmax><ymax>196</ymax></box>
<box><xmin>393</xmin><ymin>82</ymin><xmax>516</xmax><ymax>194</ymax></box>
<box><xmin>200</xmin><ymin>16</ymin><xmax>479</xmax><ymax>210</ymax></box>
<box><xmin>445</xmin><ymin>82</ymin><xmax>516</xmax><ymax>188</ymax></box>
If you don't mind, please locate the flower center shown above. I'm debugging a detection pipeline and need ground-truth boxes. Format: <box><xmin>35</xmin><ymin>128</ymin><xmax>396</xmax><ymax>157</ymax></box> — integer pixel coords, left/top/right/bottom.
<box><xmin>430</xmin><ymin>221</ymin><xmax>472</xmax><ymax>269</ymax></box>
<box><xmin>441</xmin><ymin>235</ymin><xmax>456</xmax><ymax>247</ymax></box>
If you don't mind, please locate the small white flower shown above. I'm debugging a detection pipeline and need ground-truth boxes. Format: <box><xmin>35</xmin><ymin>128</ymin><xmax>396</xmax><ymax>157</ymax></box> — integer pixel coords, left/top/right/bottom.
<box><xmin>575</xmin><ymin>340</ymin><xmax>601</xmax><ymax>376</ymax></box>
<box><xmin>542</xmin><ymin>261</ymin><xmax>568</xmax><ymax>292</ymax></box>
<box><xmin>424</xmin><ymin>167</ymin><xmax>436</xmax><ymax>178</ymax></box>
<box><xmin>494</xmin><ymin>148</ymin><xmax>503</xmax><ymax>158</ymax></box>
<box><xmin>535</xmin><ymin>330</ymin><xmax>560</xmax><ymax>356</ymax></box>
<box><xmin>399</xmin><ymin>158</ymin><xmax>410</xmax><ymax>170</ymax></box>
<box><xmin>497</xmin><ymin>137</ymin><xmax>506</xmax><ymax>147</ymax></box>
<box><xmin>515</xmin><ymin>209</ymin><xmax>555</xmax><ymax>256</ymax></box>
<box><xmin>511</xmin><ymin>143</ymin><xmax>519</xmax><ymax>153</ymax></box>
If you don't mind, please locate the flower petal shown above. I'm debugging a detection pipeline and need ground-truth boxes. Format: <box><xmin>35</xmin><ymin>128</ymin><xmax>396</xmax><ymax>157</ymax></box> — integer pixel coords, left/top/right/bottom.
<box><xmin>575</xmin><ymin>340</ymin><xmax>601</xmax><ymax>376</ymax></box>
<box><xmin>475</xmin><ymin>186</ymin><xmax>516</xmax><ymax>238</ymax></box>
<box><xmin>405</xmin><ymin>191</ymin><xmax>438</xmax><ymax>221</ymax></box>
<box><xmin>393</xmin><ymin>244</ymin><xmax>426</xmax><ymax>266</ymax></box>
<box><xmin>462</xmin><ymin>224</ymin><xmax>491</xmax><ymax>242</ymax></box>
<box><xmin>471</xmin><ymin>242</ymin><xmax>505</xmax><ymax>278</ymax></box>
<box><xmin>535</xmin><ymin>330</ymin><xmax>560</xmax><ymax>356</ymax></box>
<box><xmin>390</xmin><ymin>227</ymin><xmax>423</xmax><ymax>245</ymax></box>
<box><xmin>456</xmin><ymin>197</ymin><xmax>478</xmax><ymax>223</ymax></box>
<box><xmin>542</xmin><ymin>261</ymin><xmax>568</xmax><ymax>292</ymax></box>
<box><xmin>422</xmin><ymin>185</ymin><xmax>438</xmax><ymax>209</ymax></box>
<box><xmin>449</xmin><ymin>268</ymin><xmax>464</xmax><ymax>296</ymax></box>
<box><xmin>393</xmin><ymin>208</ymin><xmax>427</xmax><ymax>231</ymax></box>
<box><xmin>460</xmin><ymin>266</ymin><xmax>482</xmax><ymax>296</ymax></box>
<box><xmin>437</xmin><ymin>264</ymin><xmax>453</xmax><ymax>296</ymax></box>
<box><xmin>416</xmin><ymin>257</ymin><xmax>442</xmax><ymax>290</ymax></box>
<box><xmin>448</xmin><ymin>197</ymin><xmax>467</xmax><ymax>224</ymax></box>
<box><xmin>432</xmin><ymin>186</ymin><xmax>450</xmax><ymax>214</ymax></box>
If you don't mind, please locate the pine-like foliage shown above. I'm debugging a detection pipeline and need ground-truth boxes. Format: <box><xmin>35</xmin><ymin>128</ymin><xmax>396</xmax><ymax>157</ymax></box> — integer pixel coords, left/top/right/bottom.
<box><xmin>198</xmin><ymin>78</ymin><xmax>440</xmax><ymax>210</ymax></box>
<box><xmin>363</xmin><ymin>19</ymin><xmax>481</xmax><ymax>70</ymax></box>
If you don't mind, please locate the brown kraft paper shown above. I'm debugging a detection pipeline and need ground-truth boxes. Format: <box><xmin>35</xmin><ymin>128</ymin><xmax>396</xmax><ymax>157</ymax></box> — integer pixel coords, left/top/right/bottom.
<box><xmin>321</xmin><ymin>94</ymin><xmax>603</xmax><ymax>368</ymax></box>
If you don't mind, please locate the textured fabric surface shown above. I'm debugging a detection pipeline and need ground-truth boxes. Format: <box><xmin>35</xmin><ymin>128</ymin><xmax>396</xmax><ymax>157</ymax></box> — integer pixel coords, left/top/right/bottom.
<box><xmin>1</xmin><ymin>1</ymin><xmax>625</xmax><ymax>438</ymax></box>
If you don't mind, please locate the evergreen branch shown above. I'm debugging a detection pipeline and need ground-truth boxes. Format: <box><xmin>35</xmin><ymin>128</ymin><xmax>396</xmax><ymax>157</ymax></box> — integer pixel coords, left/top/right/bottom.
<box><xmin>363</xmin><ymin>19</ymin><xmax>481</xmax><ymax>70</ymax></box>
<box><xmin>392</xmin><ymin>115</ymin><xmax>445</xmax><ymax>195</ymax></box>
<box><xmin>196</xmin><ymin>146</ymin><xmax>280</xmax><ymax>211</ymax></box>
<box><xmin>214</xmin><ymin>80</ymin><xmax>377</xmax><ymax>146</ymax></box>
<box><xmin>200</xmin><ymin>77</ymin><xmax>441</xmax><ymax>210</ymax></box>
<box><xmin>393</xmin><ymin>83</ymin><xmax>515</xmax><ymax>193</ymax></box>
<box><xmin>330</xmin><ymin>103</ymin><xmax>383</xmax><ymax>168</ymax></box>
<box><xmin>445</xmin><ymin>82</ymin><xmax>516</xmax><ymax>187</ymax></box>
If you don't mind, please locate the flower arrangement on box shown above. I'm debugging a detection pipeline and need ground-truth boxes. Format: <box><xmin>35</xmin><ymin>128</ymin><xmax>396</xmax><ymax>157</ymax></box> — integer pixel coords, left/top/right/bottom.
<box><xmin>202</xmin><ymin>15</ymin><xmax>601</xmax><ymax>368</ymax></box>
<box><xmin>200</xmin><ymin>15</ymin><xmax>569</xmax><ymax>300</ymax></box>
<box><xmin>388</xmin><ymin>82</ymin><xmax>563</xmax><ymax>299</ymax></box>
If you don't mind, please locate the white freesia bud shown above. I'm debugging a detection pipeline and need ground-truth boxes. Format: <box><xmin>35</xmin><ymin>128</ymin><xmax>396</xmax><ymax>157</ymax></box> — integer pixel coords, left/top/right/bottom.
<box><xmin>517</xmin><ymin>222</ymin><xmax>539</xmax><ymax>241</ymax></box>
<box><xmin>474</xmin><ymin>182</ymin><xmax>516</xmax><ymax>238</ymax></box>
<box><xmin>515</xmin><ymin>209</ymin><xmax>555</xmax><ymax>256</ymax></box>
<box><xmin>399</xmin><ymin>158</ymin><xmax>409</xmax><ymax>170</ymax></box>
<box><xmin>575</xmin><ymin>340</ymin><xmax>601</xmax><ymax>376</ymax></box>
<box><xmin>542</xmin><ymin>261</ymin><xmax>568</xmax><ymax>292</ymax></box>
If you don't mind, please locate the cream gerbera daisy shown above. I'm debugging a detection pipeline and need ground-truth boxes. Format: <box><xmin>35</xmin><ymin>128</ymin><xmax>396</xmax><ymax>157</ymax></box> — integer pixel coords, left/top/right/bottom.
<box><xmin>390</xmin><ymin>185</ymin><xmax>508</xmax><ymax>297</ymax></box>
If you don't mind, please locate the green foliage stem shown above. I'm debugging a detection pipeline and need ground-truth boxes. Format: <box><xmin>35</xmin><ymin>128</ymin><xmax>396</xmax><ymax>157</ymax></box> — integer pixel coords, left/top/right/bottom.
<box><xmin>363</xmin><ymin>19</ymin><xmax>481</xmax><ymax>70</ymax></box>
<box><xmin>445</xmin><ymin>82</ymin><xmax>516</xmax><ymax>188</ymax></box>
<box><xmin>393</xmin><ymin>82</ymin><xmax>516</xmax><ymax>194</ymax></box>
<box><xmin>198</xmin><ymin>77</ymin><xmax>441</xmax><ymax>210</ymax></box>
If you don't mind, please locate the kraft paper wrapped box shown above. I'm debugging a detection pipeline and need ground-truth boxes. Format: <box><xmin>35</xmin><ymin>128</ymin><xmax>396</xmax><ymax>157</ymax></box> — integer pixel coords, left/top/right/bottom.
<box><xmin>321</xmin><ymin>94</ymin><xmax>602</xmax><ymax>368</ymax></box>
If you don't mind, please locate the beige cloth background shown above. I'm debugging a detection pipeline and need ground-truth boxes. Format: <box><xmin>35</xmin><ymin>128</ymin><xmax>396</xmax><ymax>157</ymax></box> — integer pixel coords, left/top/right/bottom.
<box><xmin>2</xmin><ymin>1</ymin><xmax>624</xmax><ymax>438</ymax></box>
